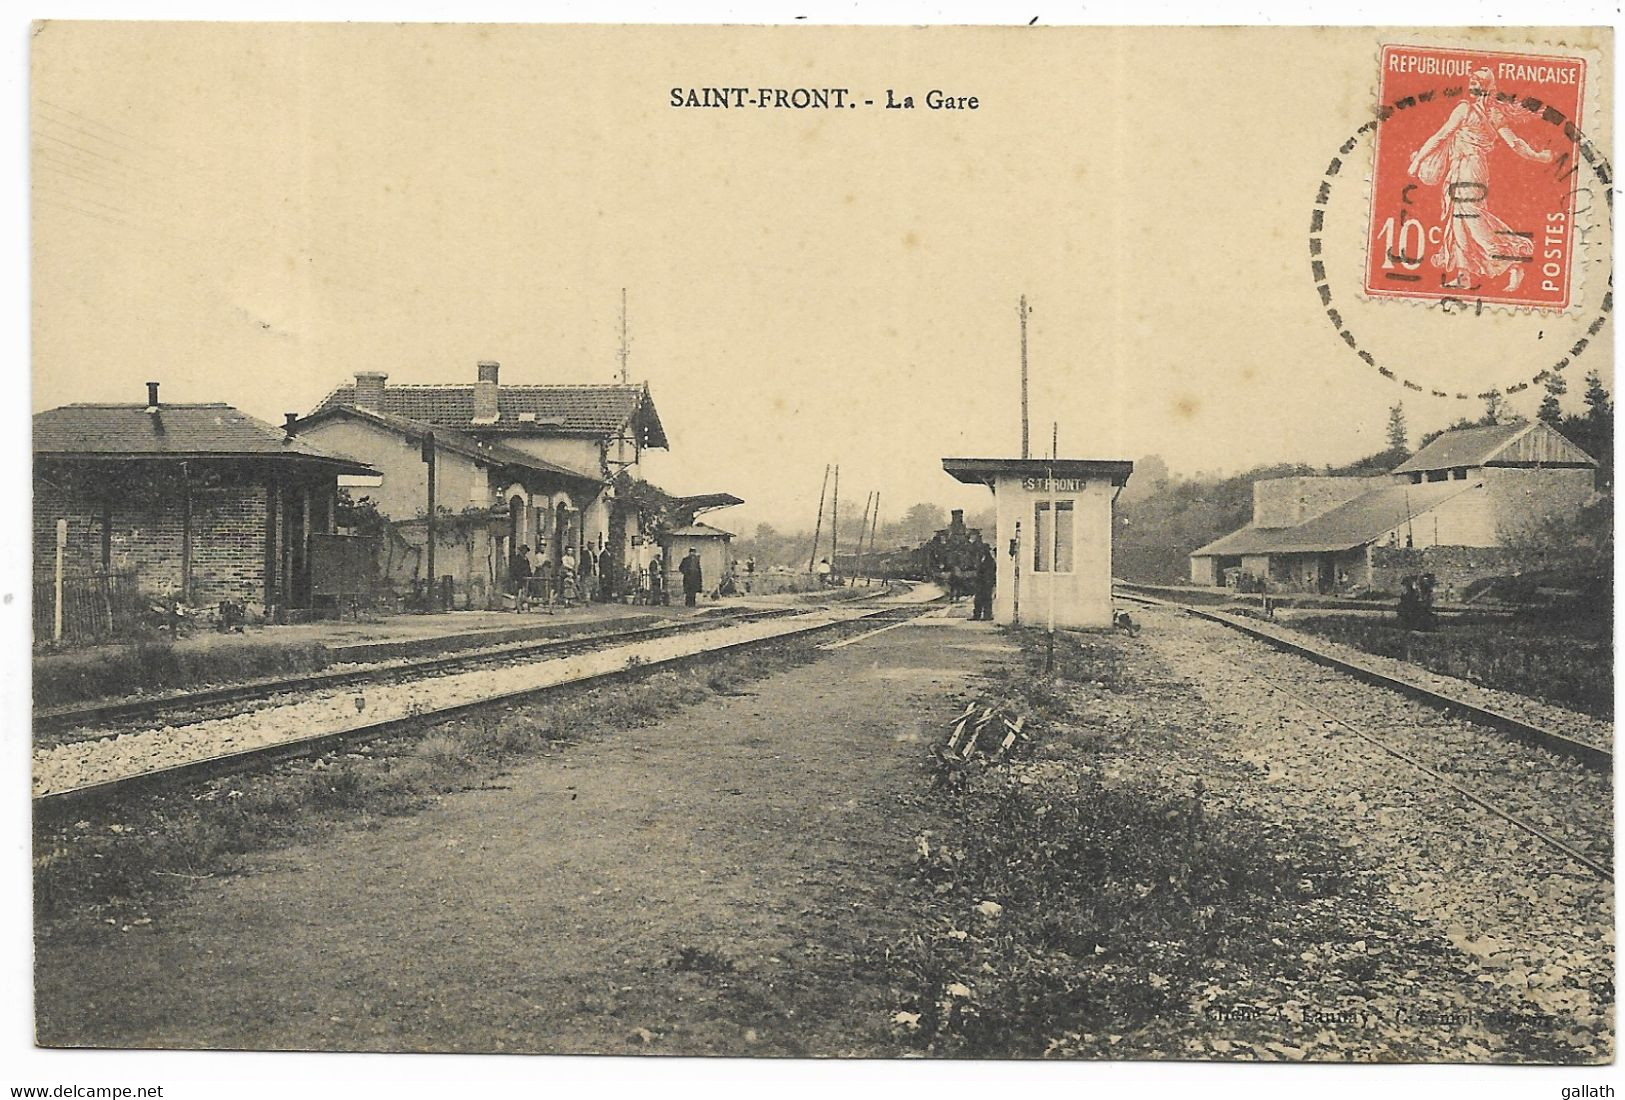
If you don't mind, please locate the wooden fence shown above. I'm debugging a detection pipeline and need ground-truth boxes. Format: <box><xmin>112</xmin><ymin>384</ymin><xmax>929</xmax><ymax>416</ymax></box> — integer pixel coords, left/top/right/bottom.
<box><xmin>33</xmin><ymin>569</ymin><xmax>144</xmax><ymax>645</ymax></box>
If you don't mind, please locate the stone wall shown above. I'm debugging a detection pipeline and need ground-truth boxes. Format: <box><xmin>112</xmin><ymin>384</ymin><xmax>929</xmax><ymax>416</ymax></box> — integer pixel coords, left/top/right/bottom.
<box><xmin>1367</xmin><ymin>544</ymin><xmax>1525</xmax><ymax>600</ymax></box>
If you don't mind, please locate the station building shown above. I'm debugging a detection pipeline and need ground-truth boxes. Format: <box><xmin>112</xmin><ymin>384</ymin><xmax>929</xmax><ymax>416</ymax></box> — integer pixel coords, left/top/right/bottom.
<box><xmin>1188</xmin><ymin>421</ymin><xmax>1598</xmax><ymax>598</ymax></box>
<box><xmin>295</xmin><ymin>361</ymin><xmax>671</xmax><ymax>605</ymax></box>
<box><xmin>942</xmin><ymin>457</ymin><xmax>1135</xmax><ymax>629</ymax></box>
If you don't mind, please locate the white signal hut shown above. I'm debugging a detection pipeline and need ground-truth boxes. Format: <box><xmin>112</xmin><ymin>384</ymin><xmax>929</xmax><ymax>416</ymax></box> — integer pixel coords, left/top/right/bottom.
<box><xmin>942</xmin><ymin>457</ymin><xmax>1134</xmax><ymax>629</ymax></box>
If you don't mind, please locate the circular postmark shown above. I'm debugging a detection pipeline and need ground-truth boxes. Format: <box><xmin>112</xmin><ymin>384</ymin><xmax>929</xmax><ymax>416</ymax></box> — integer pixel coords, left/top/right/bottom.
<box><xmin>1309</xmin><ymin>58</ymin><xmax>1613</xmax><ymax>403</ymax></box>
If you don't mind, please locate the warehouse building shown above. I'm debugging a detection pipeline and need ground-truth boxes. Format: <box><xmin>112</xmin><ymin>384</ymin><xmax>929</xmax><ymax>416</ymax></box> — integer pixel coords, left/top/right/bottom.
<box><xmin>1189</xmin><ymin>421</ymin><xmax>1598</xmax><ymax>597</ymax></box>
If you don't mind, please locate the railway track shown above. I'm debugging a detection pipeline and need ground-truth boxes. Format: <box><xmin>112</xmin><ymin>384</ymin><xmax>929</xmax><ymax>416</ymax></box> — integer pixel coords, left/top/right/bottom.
<box><xmin>34</xmin><ymin>590</ymin><xmax>943</xmax><ymax>817</ymax></box>
<box><xmin>36</xmin><ymin>603</ymin><xmax>814</xmax><ymax>739</ymax></box>
<box><xmin>1114</xmin><ymin>589</ymin><xmax>1611</xmax><ymax>773</ymax></box>
<box><xmin>1118</xmin><ymin>591</ymin><xmax>1612</xmax><ymax>881</ymax></box>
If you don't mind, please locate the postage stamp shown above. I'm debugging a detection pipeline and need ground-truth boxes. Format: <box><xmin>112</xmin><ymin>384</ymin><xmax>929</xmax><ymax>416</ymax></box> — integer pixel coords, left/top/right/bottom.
<box><xmin>1364</xmin><ymin>43</ymin><xmax>1589</xmax><ymax>311</ymax></box>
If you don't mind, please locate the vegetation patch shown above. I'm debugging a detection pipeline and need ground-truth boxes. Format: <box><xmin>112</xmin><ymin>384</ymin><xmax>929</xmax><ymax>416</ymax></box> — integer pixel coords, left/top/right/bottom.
<box><xmin>34</xmin><ymin>638</ymin><xmax>333</xmax><ymax>710</ymax></box>
<box><xmin>878</xmin><ymin>626</ymin><xmax>1574</xmax><ymax>1061</ymax></box>
<box><xmin>1288</xmin><ymin>613</ymin><xmax>1612</xmax><ymax>719</ymax></box>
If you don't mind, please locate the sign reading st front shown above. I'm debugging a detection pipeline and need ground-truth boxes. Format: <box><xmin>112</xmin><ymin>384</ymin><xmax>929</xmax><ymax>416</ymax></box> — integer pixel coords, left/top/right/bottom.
<box><xmin>1020</xmin><ymin>477</ymin><xmax>1089</xmax><ymax>493</ymax></box>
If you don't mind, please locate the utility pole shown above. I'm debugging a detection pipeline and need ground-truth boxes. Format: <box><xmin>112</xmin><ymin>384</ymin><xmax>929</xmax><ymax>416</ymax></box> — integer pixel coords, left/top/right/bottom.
<box><xmin>1020</xmin><ymin>296</ymin><xmax>1031</xmax><ymax>460</ymax></box>
<box><xmin>851</xmin><ymin>491</ymin><xmax>874</xmax><ymax>586</ymax></box>
<box><xmin>1046</xmin><ymin>421</ymin><xmax>1057</xmax><ymax>674</ymax></box>
<box><xmin>808</xmin><ymin>464</ymin><xmax>830</xmax><ymax>572</ymax></box>
<box><xmin>865</xmin><ymin>491</ymin><xmax>881</xmax><ymax>586</ymax></box>
<box><xmin>618</xmin><ymin>287</ymin><xmax>631</xmax><ymax>385</ymax></box>
<box><xmin>831</xmin><ymin>465</ymin><xmax>840</xmax><ymax>580</ymax></box>
<box><xmin>423</xmin><ymin>431</ymin><xmax>437</xmax><ymax>611</ymax></box>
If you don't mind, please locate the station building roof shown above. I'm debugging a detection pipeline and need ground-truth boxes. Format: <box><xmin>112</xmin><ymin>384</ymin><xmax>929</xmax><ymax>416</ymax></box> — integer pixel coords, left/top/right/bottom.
<box><xmin>312</xmin><ymin>380</ymin><xmax>669</xmax><ymax>449</ymax></box>
<box><xmin>296</xmin><ymin>404</ymin><xmax>600</xmax><ymax>487</ymax></box>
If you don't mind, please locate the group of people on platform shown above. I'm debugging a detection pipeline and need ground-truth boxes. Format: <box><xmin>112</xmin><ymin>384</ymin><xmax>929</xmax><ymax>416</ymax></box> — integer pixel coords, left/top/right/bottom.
<box><xmin>506</xmin><ymin>544</ymin><xmax>595</xmax><ymax>613</ymax></box>
<box><xmin>506</xmin><ymin>544</ymin><xmax>711</xmax><ymax>611</ymax></box>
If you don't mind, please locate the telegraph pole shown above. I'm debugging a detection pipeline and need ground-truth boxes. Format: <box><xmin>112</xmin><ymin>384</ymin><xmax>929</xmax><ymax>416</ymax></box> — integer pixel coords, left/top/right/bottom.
<box><xmin>423</xmin><ymin>431</ymin><xmax>437</xmax><ymax>611</ymax></box>
<box><xmin>865</xmin><ymin>491</ymin><xmax>881</xmax><ymax>586</ymax></box>
<box><xmin>618</xmin><ymin>288</ymin><xmax>631</xmax><ymax>385</ymax></box>
<box><xmin>831</xmin><ymin>465</ymin><xmax>840</xmax><ymax>579</ymax></box>
<box><xmin>808</xmin><ymin>464</ymin><xmax>830</xmax><ymax>573</ymax></box>
<box><xmin>1020</xmin><ymin>296</ymin><xmax>1031</xmax><ymax>459</ymax></box>
<box><xmin>851</xmin><ymin>491</ymin><xmax>874</xmax><ymax>586</ymax></box>
<box><xmin>1046</xmin><ymin>421</ymin><xmax>1057</xmax><ymax>673</ymax></box>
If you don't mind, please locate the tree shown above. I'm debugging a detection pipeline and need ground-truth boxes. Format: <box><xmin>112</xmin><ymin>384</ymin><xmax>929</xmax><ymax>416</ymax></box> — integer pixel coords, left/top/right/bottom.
<box><xmin>1584</xmin><ymin>369</ymin><xmax>1613</xmax><ymax>423</ymax></box>
<box><xmin>1386</xmin><ymin>403</ymin><xmax>1409</xmax><ymax>452</ymax></box>
<box><xmin>896</xmin><ymin>502</ymin><xmax>948</xmax><ymax>544</ymax></box>
<box><xmin>1538</xmin><ymin>370</ymin><xmax>1569</xmax><ymax>425</ymax></box>
<box><xmin>1480</xmin><ymin>388</ymin><xmax>1506</xmax><ymax>425</ymax></box>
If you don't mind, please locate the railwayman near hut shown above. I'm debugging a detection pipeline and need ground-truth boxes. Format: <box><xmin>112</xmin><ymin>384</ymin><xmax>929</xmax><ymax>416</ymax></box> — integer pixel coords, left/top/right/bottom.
<box><xmin>971</xmin><ymin>543</ymin><xmax>997</xmax><ymax>621</ymax></box>
<box><xmin>679</xmin><ymin>547</ymin><xmax>704</xmax><ymax>607</ymax></box>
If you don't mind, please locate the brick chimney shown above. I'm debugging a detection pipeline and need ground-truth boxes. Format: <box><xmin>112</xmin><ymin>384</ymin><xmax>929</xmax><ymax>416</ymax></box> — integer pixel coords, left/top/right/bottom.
<box><xmin>354</xmin><ymin>371</ymin><xmax>388</xmax><ymax>410</ymax></box>
<box><xmin>473</xmin><ymin>360</ymin><xmax>500</xmax><ymax>423</ymax></box>
<box><xmin>283</xmin><ymin>413</ymin><xmax>299</xmax><ymax>439</ymax></box>
<box><xmin>144</xmin><ymin>382</ymin><xmax>160</xmax><ymax>413</ymax></box>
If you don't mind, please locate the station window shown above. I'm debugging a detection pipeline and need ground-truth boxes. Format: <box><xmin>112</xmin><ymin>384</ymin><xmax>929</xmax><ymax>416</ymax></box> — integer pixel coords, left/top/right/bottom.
<box><xmin>1033</xmin><ymin>500</ymin><xmax>1075</xmax><ymax>573</ymax></box>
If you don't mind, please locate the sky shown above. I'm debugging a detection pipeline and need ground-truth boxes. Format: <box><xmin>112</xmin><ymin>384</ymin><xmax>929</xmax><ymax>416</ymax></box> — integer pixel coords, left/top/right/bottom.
<box><xmin>31</xmin><ymin>23</ymin><xmax>1615</xmax><ymax>534</ymax></box>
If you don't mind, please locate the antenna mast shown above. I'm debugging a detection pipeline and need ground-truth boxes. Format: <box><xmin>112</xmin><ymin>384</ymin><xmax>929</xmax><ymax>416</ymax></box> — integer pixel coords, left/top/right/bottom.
<box><xmin>618</xmin><ymin>288</ymin><xmax>631</xmax><ymax>384</ymax></box>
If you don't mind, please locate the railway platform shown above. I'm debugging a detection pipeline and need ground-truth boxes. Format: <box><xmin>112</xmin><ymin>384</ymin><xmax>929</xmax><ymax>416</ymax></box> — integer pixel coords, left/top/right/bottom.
<box><xmin>33</xmin><ymin>598</ymin><xmax>774</xmax><ymax>711</ymax></box>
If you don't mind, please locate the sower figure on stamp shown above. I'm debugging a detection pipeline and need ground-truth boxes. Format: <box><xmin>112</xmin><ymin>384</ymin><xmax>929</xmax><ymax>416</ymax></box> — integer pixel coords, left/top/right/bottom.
<box><xmin>972</xmin><ymin>543</ymin><xmax>997</xmax><ymax>621</ymax></box>
<box><xmin>1407</xmin><ymin>67</ymin><xmax>1554</xmax><ymax>292</ymax></box>
<box><xmin>680</xmin><ymin>548</ymin><xmax>703</xmax><ymax>607</ymax></box>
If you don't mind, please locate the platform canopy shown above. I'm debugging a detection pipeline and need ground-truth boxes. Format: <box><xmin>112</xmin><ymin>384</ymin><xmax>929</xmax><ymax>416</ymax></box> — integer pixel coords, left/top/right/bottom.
<box><xmin>942</xmin><ymin>457</ymin><xmax>1134</xmax><ymax>488</ymax></box>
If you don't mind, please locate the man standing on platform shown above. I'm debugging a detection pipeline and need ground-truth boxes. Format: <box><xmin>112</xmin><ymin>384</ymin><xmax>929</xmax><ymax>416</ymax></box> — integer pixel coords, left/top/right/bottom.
<box><xmin>679</xmin><ymin>548</ymin><xmax>703</xmax><ymax>607</ymax></box>
<box><xmin>972</xmin><ymin>543</ymin><xmax>997</xmax><ymax>621</ymax></box>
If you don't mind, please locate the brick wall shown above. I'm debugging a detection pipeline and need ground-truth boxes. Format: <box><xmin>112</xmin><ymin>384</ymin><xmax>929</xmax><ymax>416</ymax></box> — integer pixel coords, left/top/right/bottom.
<box><xmin>191</xmin><ymin>484</ymin><xmax>269</xmax><ymax>607</ymax></box>
<box><xmin>35</xmin><ymin>462</ymin><xmax>279</xmax><ymax>609</ymax></box>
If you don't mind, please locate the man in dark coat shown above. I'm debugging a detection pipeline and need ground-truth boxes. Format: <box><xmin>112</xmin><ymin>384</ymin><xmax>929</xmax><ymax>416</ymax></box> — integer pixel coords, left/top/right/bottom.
<box><xmin>509</xmin><ymin>544</ymin><xmax>533</xmax><ymax>612</ymax></box>
<box><xmin>679</xmin><ymin>548</ymin><xmax>703</xmax><ymax>607</ymax></box>
<box><xmin>972</xmin><ymin>544</ymin><xmax>997</xmax><ymax>621</ymax></box>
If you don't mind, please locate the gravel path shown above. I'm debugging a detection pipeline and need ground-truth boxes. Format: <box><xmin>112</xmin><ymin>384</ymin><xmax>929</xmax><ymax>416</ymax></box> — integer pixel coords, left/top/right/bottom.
<box><xmin>35</xmin><ymin>611</ymin><xmax>996</xmax><ymax>1055</ymax></box>
<box><xmin>33</xmin><ymin>598</ymin><xmax>931</xmax><ymax>798</ymax></box>
<box><xmin>1134</xmin><ymin>604</ymin><xmax>1613</xmax><ymax>1061</ymax></box>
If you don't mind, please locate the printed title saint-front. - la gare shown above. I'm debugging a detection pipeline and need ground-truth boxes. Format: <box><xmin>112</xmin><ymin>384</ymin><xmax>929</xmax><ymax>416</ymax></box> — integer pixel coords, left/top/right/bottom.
<box><xmin>670</xmin><ymin>87</ymin><xmax>979</xmax><ymax>110</ymax></box>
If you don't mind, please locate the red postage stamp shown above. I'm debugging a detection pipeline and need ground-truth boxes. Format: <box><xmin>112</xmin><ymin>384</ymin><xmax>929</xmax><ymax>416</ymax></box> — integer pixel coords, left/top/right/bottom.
<box><xmin>1365</xmin><ymin>43</ymin><xmax>1589</xmax><ymax>311</ymax></box>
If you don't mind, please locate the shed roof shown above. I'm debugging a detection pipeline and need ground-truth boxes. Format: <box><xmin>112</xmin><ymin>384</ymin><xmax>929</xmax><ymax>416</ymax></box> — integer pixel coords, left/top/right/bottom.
<box><xmin>942</xmin><ymin>457</ymin><xmax>1135</xmax><ymax>487</ymax></box>
<box><xmin>34</xmin><ymin>403</ymin><xmax>374</xmax><ymax>473</ymax></box>
<box><xmin>296</xmin><ymin>405</ymin><xmax>599</xmax><ymax>487</ymax></box>
<box><xmin>311</xmin><ymin>381</ymin><xmax>669</xmax><ymax>448</ymax></box>
<box><xmin>663</xmin><ymin>523</ymin><xmax>735</xmax><ymax>539</ymax></box>
<box><xmin>1192</xmin><ymin>479</ymin><xmax>1477</xmax><ymax>557</ymax></box>
<box><xmin>1391</xmin><ymin>421</ymin><xmax>1596</xmax><ymax>474</ymax></box>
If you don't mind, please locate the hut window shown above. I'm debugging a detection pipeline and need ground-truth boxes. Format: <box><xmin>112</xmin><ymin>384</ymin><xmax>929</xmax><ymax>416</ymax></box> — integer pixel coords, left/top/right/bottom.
<box><xmin>1451</xmin><ymin>467</ymin><xmax>1467</xmax><ymax>479</ymax></box>
<box><xmin>1033</xmin><ymin>501</ymin><xmax>1075</xmax><ymax>574</ymax></box>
